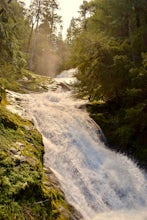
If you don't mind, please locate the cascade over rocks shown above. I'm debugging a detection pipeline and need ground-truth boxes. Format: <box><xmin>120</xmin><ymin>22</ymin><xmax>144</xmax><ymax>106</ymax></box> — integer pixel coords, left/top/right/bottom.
<box><xmin>22</xmin><ymin>69</ymin><xmax>147</xmax><ymax>220</ymax></box>
<box><xmin>6</xmin><ymin>69</ymin><xmax>147</xmax><ymax>220</ymax></box>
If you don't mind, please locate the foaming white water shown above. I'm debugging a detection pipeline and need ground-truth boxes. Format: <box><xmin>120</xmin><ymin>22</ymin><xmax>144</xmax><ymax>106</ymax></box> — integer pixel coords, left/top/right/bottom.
<box><xmin>92</xmin><ymin>209</ymin><xmax>147</xmax><ymax>220</ymax></box>
<box><xmin>24</xmin><ymin>69</ymin><xmax>147</xmax><ymax>220</ymax></box>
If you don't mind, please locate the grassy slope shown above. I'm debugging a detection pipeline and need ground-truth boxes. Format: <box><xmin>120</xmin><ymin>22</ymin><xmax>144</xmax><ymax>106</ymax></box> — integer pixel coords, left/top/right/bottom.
<box><xmin>0</xmin><ymin>74</ymin><xmax>81</xmax><ymax>220</ymax></box>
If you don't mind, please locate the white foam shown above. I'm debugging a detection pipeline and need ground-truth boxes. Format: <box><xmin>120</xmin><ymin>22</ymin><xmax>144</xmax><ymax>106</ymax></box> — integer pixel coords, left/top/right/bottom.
<box><xmin>23</xmin><ymin>69</ymin><xmax>147</xmax><ymax>220</ymax></box>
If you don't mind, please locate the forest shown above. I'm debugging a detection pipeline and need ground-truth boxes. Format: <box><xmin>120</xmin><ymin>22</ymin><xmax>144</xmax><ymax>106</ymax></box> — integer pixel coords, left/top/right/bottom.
<box><xmin>0</xmin><ymin>0</ymin><xmax>147</xmax><ymax>217</ymax></box>
<box><xmin>0</xmin><ymin>0</ymin><xmax>147</xmax><ymax>166</ymax></box>
<box><xmin>66</xmin><ymin>0</ymin><xmax>147</xmax><ymax>169</ymax></box>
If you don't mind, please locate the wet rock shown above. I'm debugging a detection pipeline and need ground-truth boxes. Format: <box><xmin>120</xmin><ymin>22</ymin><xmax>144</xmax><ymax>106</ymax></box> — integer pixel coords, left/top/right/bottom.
<box><xmin>44</xmin><ymin>167</ymin><xmax>62</xmax><ymax>189</ymax></box>
<box><xmin>13</xmin><ymin>155</ymin><xmax>27</xmax><ymax>161</ymax></box>
<box><xmin>77</xmin><ymin>104</ymin><xmax>86</xmax><ymax>110</ymax></box>
<box><xmin>24</xmin><ymin>125</ymin><xmax>34</xmax><ymax>131</ymax></box>
<box><xmin>44</xmin><ymin>167</ymin><xmax>83</xmax><ymax>220</ymax></box>
<box><xmin>15</xmin><ymin>142</ymin><xmax>24</xmax><ymax>149</ymax></box>
<box><xmin>13</xmin><ymin>154</ymin><xmax>27</xmax><ymax>166</ymax></box>
<box><xmin>58</xmin><ymin>82</ymin><xmax>71</xmax><ymax>91</ymax></box>
<box><xmin>25</xmin><ymin>137</ymin><xmax>34</xmax><ymax>144</ymax></box>
<box><xmin>15</xmin><ymin>97</ymin><xmax>22</xmax><ymax>102</ymax></box>
<box><xmin>10</xmin><ymin>147</ymin><xmax>18</xmax><ymax>154</ymax></box>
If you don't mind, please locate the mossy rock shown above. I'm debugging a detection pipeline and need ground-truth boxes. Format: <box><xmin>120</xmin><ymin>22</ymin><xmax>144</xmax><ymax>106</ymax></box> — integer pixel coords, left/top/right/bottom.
<box><xmin>0</xmin><ymin>106</ymin><xmax>82</xmax><ymax>220</ymax></box>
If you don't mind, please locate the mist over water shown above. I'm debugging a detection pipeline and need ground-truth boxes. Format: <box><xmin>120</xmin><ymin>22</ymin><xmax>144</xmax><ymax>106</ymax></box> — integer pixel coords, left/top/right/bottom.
<box><xmin>25</xmin><ymin>69</ymin><xmax>147</xmax><ymax>220</ymax></box>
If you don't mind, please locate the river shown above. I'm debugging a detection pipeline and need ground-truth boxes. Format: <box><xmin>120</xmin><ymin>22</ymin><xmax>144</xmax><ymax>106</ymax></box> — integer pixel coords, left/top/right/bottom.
<box><xmin>24</xmin><ymin>69</ymin><xmax>147</xmax><ymax>220</ymax></box>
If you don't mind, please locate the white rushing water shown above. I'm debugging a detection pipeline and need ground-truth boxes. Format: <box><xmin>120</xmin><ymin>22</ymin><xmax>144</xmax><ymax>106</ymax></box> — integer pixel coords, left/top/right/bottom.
<box><xmin>24</xmin><ymin>69</ymin><xmax>147</xmax><ymax>220</ymax></box>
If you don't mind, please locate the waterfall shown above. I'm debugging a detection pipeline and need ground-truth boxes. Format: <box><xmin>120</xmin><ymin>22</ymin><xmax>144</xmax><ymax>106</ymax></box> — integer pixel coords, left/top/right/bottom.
<box><xmin>25</xmin><ymin>69</ymin><xmax>147</xmax><ymax>220</ymax></box>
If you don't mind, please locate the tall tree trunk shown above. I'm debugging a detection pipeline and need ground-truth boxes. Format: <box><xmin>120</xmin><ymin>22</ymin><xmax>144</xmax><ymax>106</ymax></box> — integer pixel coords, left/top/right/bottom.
<box><xmin>29</xmin><ymin>0</ymin><xmax>41</xmax><ymax>70</ymax></box>
<box><xmin>27</xmin><ymin>21</ymin><xmax>34</xmax><ymax>52</ymax></box>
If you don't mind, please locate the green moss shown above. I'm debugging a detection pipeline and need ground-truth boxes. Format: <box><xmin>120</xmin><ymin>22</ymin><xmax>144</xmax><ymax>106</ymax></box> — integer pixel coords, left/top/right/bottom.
<box><xmin>0</xmin><ymin>106</ymin><xmax>80</xmax><ymax>220</ymax></box>
<box><xmin>0</xmin><ymin>65</ymin><xmax>53</xmax><ymax>94</ymax></box>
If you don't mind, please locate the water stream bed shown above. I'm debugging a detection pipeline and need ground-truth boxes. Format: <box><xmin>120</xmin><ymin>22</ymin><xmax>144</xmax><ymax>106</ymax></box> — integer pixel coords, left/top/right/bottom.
<box><xmin>16</xmin><ymin>69</ymin><xmax>147</xmax><ymax>220</ymax></box>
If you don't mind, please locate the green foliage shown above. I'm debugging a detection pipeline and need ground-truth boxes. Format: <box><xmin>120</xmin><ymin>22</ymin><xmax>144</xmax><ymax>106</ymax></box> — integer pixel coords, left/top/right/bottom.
<box><xmin>28</xmin><ymin>0</ymin><xmax>64</xmax><ymax>75</ymax></box>
<box><xmin>0</xmin><ymin>0</ymin><xmax>29</xmax><ymax>69</ymax></box>
<box><xmin>71</xmin><ymin>33</ymin><xmax>132</xmax><ymax>101</ymax></box>
<box><xmin>68</xmin><ymin>0</ymin><xmax>147</xmax><ymax>168</ymax></box>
